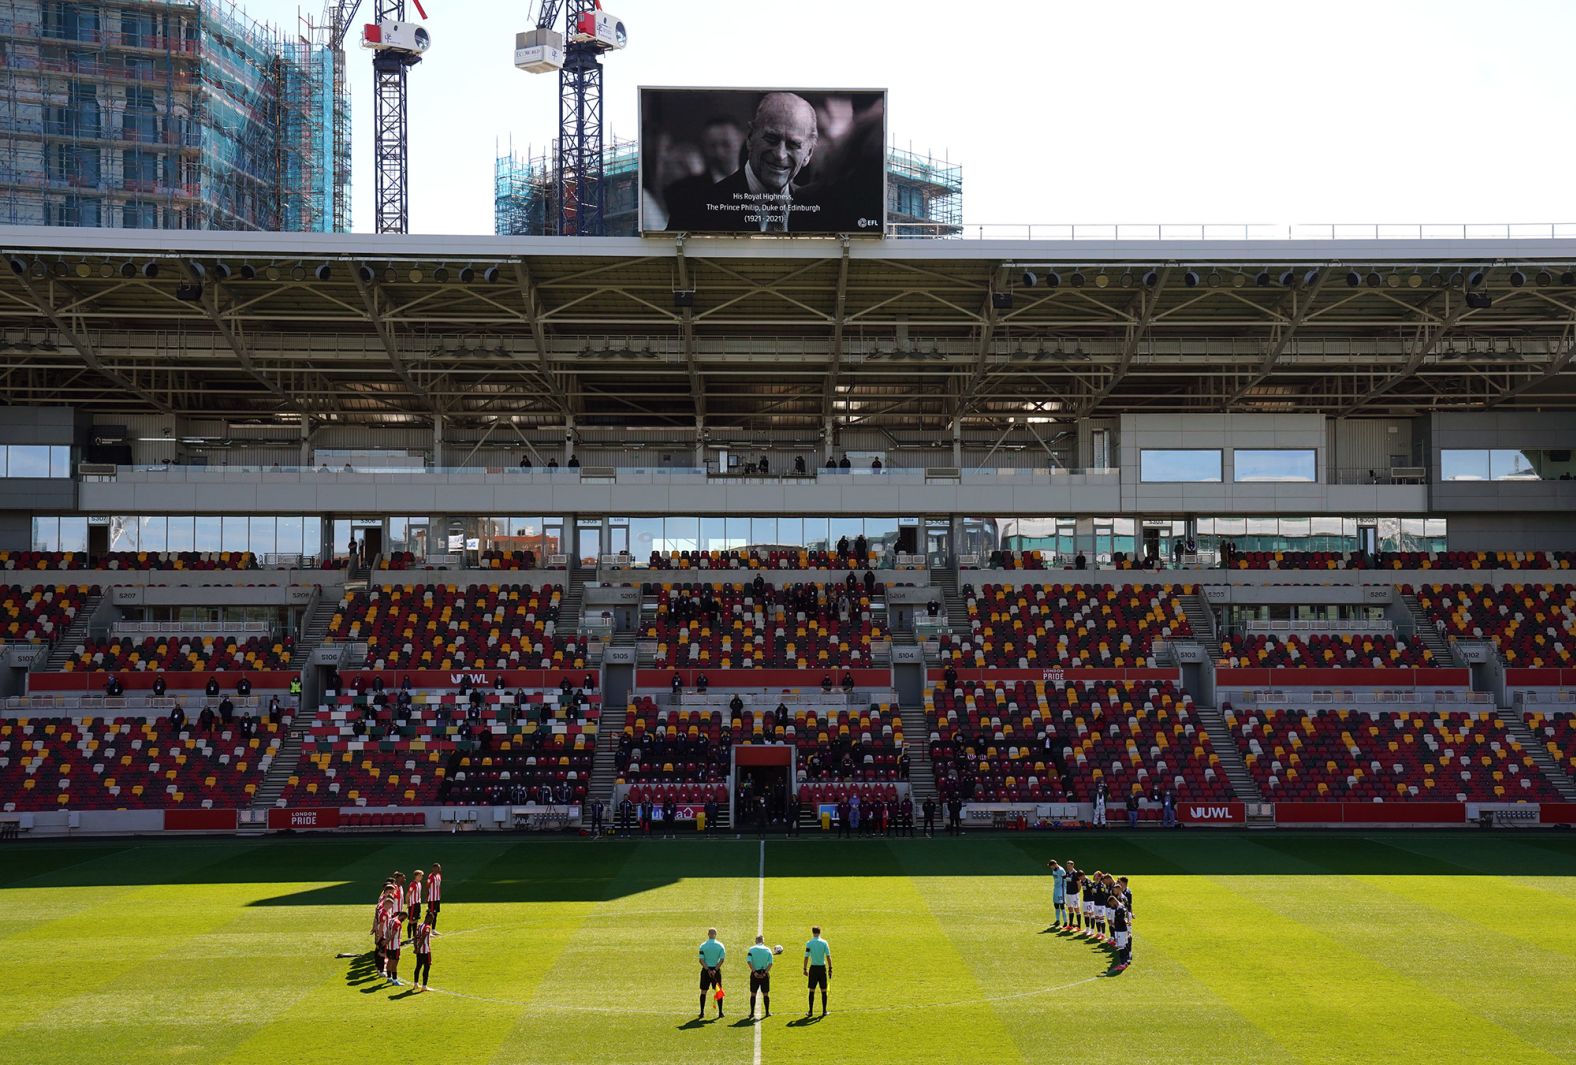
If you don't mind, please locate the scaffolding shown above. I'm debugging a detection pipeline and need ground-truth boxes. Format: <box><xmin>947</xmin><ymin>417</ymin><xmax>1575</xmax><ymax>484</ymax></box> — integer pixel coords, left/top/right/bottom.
<box><xmin>495</xmin><ymin>135</ymin><xmax>639</xmax><ymax>237</ymax></box>
<box><xmin>886</xmin><ymin>147</ymin><xmax>962</xmax><ymax>238</ymax></box>
<box><xmin>0</xmin><ymin>0</ymin><xmax>347</xmax><ymax>230</ymax></box>
<box><xmin>496</xmin><ymin>137</ymin><xmax>962</xmax><ymax>238</ymax></box>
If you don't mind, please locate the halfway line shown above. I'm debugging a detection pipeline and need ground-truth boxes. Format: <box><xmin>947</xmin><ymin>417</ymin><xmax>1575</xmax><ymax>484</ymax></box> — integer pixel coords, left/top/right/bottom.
<box><xmin>754</xmin><ymin>839</ymin><xmax>765</xmax><ymax>1065</ymax></box>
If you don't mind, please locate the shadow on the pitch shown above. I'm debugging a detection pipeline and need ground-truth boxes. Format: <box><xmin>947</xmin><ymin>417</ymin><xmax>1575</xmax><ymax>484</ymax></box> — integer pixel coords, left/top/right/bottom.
<box><xmin>9</xmin><ymin>832</ymin><xmax>1576</xmax><ymax>905</ymax></box>
<box><xmin>787</xmin><ymin>1015</ymin><xmax>824</xmax><ymax>1027</ymax></box>
<box><xmin>729</xmin><ymin>1017</ymin><xmax>758</xmax><ymax>1028</ymax></box>
<box><xmin>389</xmin><ymin>987</ymin><xmax>422</xmax><ymax>1000</ymax></box>
<box><xmin>345</xmin><ymin>950</ymin><xmax>380</xmax><ymax>986</ymax></box>
<box><xmin>676</xmin><ymin>1017</ymin><xmax>717</xmax><ymax>1030</ymax></box>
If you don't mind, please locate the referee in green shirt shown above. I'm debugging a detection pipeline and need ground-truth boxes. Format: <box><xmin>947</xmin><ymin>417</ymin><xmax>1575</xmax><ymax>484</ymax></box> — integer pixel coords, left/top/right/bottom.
<box><xmin>697</xmin><ymin>928</ymin><xmax>726</xmax><ymax>1020</ymax></box>
<box><xmin>746</xmin><ymin>934</ymin><xmax>775</xmax><ymax>1019</ymax></box>
<box><xmin>803</xmin><ymin>926</ymin><xmax>832</xmax><ymax>1017</ymax></box>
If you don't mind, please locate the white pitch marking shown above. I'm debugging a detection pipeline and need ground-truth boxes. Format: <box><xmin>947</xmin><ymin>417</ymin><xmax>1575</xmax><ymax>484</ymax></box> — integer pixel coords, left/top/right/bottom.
<box><xmin>754</xmin><ymin>838</ymin><xmax>765</xmax><ymax>1065</ymax></box>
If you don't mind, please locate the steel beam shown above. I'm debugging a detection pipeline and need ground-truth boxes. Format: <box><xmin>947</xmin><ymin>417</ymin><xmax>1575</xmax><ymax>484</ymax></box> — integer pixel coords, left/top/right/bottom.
<box><xmin>1079</xmin><ymin>269</ymin><xmax>1170</xmax><ymax>416</ymax></box>
<box><xmin>511</xmin><ymin>262</ymin><xmax>574</xmax><ymax>417</ymax></box>
<box><xmin>351</xmin><ymin>268</ymin><xmax>436</xmax><ymax>414</ymax></box>
<box><xmin>7</xmin><ymin>275</ymin><xmax>171</xmax><ymax>414</ymax></box>
<box><xmin>1226</xmin><ymin>271</ymin><xmax>1328</xmax><ymax>406</ymax></box>
<box><xmin>820</xmin><ymin>241</ymin><xmax>852</xmax><ymax>421</ymax></box>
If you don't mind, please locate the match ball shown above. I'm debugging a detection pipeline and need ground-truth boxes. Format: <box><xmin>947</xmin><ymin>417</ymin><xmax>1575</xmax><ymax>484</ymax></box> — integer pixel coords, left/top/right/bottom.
<box><xmin>772</xmin><ymin>945</ymin><xmax>784</xmax><ymax>955</ymax></box>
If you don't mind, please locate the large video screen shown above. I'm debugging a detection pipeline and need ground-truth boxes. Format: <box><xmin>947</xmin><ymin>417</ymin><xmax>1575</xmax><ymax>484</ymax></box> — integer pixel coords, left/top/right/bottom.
<box><xmin>639</xmin><ymin>87</ymin><xmax>886</xmax><ymax>236</ymax></box>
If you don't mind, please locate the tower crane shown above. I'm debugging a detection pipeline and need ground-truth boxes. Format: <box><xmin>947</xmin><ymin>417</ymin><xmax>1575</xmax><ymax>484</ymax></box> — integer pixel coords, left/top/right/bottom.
<box><xmin>516</xmin><ymin>1</ymin><xmax>628</xmax><ymax>236</ymax></box>
<box><xmin>320</xmin><ymin>0</ymin><xmax>432</xmax><ymax>234</ymax></box>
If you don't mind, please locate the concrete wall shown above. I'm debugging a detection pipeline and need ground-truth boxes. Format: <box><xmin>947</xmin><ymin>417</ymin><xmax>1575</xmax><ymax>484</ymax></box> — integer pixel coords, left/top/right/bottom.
<box><xmin>0</xmin><ymin>406</ymin><xmax>76</xmax><ymax>514</ymax></box>
<box><xmin>1443</xmin><ymin>513</ymin><xmax>1576</xmax><ymax>552</ymax></box>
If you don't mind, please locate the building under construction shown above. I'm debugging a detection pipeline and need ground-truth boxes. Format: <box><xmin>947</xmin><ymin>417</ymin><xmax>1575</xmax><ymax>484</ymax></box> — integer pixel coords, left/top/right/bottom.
<box><xmin>495</xmin><ymin>142</ymin><xmax>962</xmax><ymax>238</ymax></box>
<box><xmin>0</xmin><ymin>0</ymin><xmax>345</xmax><ymax>231</ymax></box>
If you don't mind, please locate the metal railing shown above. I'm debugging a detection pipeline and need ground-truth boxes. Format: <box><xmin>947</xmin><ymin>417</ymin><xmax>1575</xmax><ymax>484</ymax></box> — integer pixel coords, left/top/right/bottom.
<box><xmin>1242</xmin><ymin>619</ymin><xmax>1396</xmax><ymax>636</ymax></box>
<box><xmin>111</xmin><ymin>620</ymin><xmax>273</xmax><ymax>638</ymax></box>
<box><xmin>1223</xmin><ymin>689</ymin><xmax>1492</xmax><ymax>707</ymax></box>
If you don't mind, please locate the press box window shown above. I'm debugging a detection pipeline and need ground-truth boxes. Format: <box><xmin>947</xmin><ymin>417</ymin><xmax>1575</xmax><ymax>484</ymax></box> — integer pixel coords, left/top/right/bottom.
<box><xmin>1139</xmin><ymin>449</ymin><xmax>1222</xmax><ymax>483</ymax></box>
<box><xmin>1233</xmin><ymin>449</ymin><xmax>1316</xmax><ymax>483</ymax></box>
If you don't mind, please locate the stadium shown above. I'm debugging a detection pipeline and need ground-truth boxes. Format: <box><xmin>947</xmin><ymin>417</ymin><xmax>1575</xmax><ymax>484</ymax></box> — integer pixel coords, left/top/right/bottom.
<box><xmin>4</xmin><ymin>4</ymin><xmax>1576</xmax><ymax>1065</ymax></box>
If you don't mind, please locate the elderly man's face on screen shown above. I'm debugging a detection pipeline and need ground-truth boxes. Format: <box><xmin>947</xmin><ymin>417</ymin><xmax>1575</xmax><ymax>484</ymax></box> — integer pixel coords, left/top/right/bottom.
<box><xmin>746</xmin><ymin>93</ymin><xmax>817</xmax><ymax>192</ymax></box>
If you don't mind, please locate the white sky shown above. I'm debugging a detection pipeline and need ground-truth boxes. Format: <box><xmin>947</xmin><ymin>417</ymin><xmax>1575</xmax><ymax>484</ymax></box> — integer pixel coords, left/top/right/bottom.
<box><xmin>239</xmin><ymin>0</ymin><xmax>1576</xmax><ymax>236</ymax></box>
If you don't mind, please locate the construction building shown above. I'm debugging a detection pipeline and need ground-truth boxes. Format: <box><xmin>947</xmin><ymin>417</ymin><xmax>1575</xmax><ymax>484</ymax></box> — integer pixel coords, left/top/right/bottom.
<box><xmin>495</xmin><ymin>141</ymin><xmax>962</xmax><ymax>238</ymax></box>
<box><xmin>0</xmin><ymin>0</ymin><xmax>346</xmax><ymax>231</ymax></box>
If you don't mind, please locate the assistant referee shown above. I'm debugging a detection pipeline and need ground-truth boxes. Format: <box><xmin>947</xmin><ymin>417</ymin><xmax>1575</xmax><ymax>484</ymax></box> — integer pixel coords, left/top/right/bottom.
<box><xmin>697</xmin><ymin>928</ymin><xmax>726</xmax><ymax>1020</ymax></box>
<box><xmin>803</xmin><ymin>925</ymin><xmax>832</xmax><ymax>1017</ymax></box>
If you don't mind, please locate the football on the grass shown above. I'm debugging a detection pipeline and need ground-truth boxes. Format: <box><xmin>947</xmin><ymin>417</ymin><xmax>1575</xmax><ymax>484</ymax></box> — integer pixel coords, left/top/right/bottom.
<box><xmin>772</xmin><ymin>945</ymin><xmax>784</xmax><ymax>955</ymax></box>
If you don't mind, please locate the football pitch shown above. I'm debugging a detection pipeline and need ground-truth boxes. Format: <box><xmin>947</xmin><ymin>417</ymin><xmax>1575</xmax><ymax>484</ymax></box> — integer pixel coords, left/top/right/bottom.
<box><xmin>2</xmin><ymin>832</ymin><xmax>1574</xmax><ymax>1065</ymax></box>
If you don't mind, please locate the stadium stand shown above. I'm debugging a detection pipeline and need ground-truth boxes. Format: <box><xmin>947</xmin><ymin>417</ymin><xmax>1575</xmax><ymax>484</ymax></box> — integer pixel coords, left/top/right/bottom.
<box><xmin>1225</xmin><ymin>705</ymin><xmax>1559</xmax><ymax>802</ymax></box>
<box><xmin>1525</xmin><ymin>711</ymin><xmax>1576</xmax><ymax>781</ymax></box>
<box><xmin>645</xmin><ymin>581</ymin><xmax>884</xmax><ymax>669</ymax></box>
<box><xmin>1216</xmin><ymin>633</ymin><xmax>1434</xmax><ymax>668</ymax></box>
<box><xmin>66</xmin><ymin>634</ymin><xmax>293</xmax><ymax>672</ymax></box>
<box><xmin>1413</xmin><ymin>583</ymin><xmax>1576</xmax><ymax>665</ymax></box>
<box><xmin>940</xmin><ymin>583</ymin><xmax>1189</xmax><ymax>667</ymax></box>
<box><xmin>479</xmin><ymin>550</ymin><xmax>540</xmax><ymax>570</ymax></box>
<box><xmin>325</xmin><ymin>583</ymin><xmax>575</xmax><ymax>670</ymax></box>
<box><xmin>0</xmin><ymin>584</ymin><xmax>93</xmax><ymax>645</ymax></box>
<box><xmin>0</xmin><ymin>551</ymin><xmax>88</xmax><ymax>570</ymax></box>
<box><xmin>926</xmin><ymin>680</ymin><xmax>1231</xmax><ymax>803</ymax></box>
<box><xmin>286</xmin><ymin>687</ymin><xmax>598</xmax><ymax>807</ymax></box>
<box><xmin>101</xmin><ymin>552</ymin><xmax>258</xmax><ymax>570</ymax></box>
<box><xmin>1377</xmin><ymin>551</ymin><xmax>1576</xmax><ymax>570</ymax></box>
<box><xmin>0</xmin><ymin>715</ymin><xmax>282</xmax><ymax>811</ymax></box>
<box><xmin>616</xmin><ymin>697</ymin><xmax>731</xmax><ymax>786</ymax></box>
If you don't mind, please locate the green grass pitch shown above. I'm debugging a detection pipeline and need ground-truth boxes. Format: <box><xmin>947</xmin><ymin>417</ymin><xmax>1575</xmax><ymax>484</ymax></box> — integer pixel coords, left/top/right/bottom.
<box><xmin>2</xmin><ymin>831</ymin><xmax>1574</xmax><ymax>1065</ymax></box>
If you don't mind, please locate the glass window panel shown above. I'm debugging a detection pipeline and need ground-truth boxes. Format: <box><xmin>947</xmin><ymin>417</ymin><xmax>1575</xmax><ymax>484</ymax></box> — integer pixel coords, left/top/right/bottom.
<box><xmin>1440</xmin><ymin>449</ymin><xmax>1490</xmax><ymax>481</ymax></box>
<box><xmin>50</xmin><ymin>445</ymin><xmax>71</xmax><ymax>477</ymax></box>
<box><xmin>32</xmin><ymin>517</ymin><xmax>59</xmax><ymax>551</ymax></box>
<box><xmin>1139</xmin><ymin>449</ymin><xmax>1221</xmax><ymax>482</ymax></box>
<box><xmin>6</xmin><ymin>445</ymin><xmax>49</xmax><ymax>478</ymax></box>
<box><xmin>167</xmin><ymin>516</ymin><xmax>194</xmax><ymax>551</ymax></box>
<box><xmin>750</xmin><ymin>517</ymin><xmax>778</xmax><ymax>546</ymax></box>
<box><xmin>276</xmin><ymin>516</ymin><xmax>304</xmax><ymax>556</ymax></box>
<box><xmin>829</xmin><ymin>519</ymin><xmax>864</xmax><ymax>549</ymax></box>
<box><xmin>139</xmin><ymin>516</ymin><xmax>166</xmax><ymax>552</ymax></box>
<box><xmin>1233</xmin><ymin>449</ymin><xmax>1316</xmax><ymax>483</ymax></box>
<box><xmin>629</xmin><ymin>517</ymin><xmax>662</xmax><ymax>558</ymax></box>
<box><xmin>776</xmin><ymin>517</ymin><xmax>803</xmax><ymax>548</ymax></box>
<box><xmin>666</xmin><ymin>516</ymin><xmax>700</xmax><ymax>553</ymax></box>
<box><xmin>219</xmin><ymin>516</ymin><xmax>248</xmax><ymax>552</ymax></box>
<box><xmin>58</xmin><ymin>517</ymin><xmax>87</xmax><ymax>553</ymax></box>
<box><xmin>193</xmin><ymin>515</ymin><xmax>221</xmax><ymax>552</ymax></box>
<box><xmin>802</xmin><ymin>518</ymin><xmax>830</xmax><ymax>551</ymax></box>
<box><xmin>248</xmin><ymin>517</ymin><xmax>276</xmax><ymax>556</ymax></box>
<box><xmin>698</xmin><ymin>517</ymin><xmax>726</xmax><ymax>553</ymax></box>
<box><xmin>1491</xmin><ymin>449</ymin><xmax>1538</xmax><ymax>480</ymax></box>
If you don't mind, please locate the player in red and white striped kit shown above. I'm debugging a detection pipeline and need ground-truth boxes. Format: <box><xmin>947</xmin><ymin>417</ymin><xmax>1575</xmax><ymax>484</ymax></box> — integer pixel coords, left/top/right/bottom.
<box><xmin>373</xmin><ymin>884</ymin><xmax>395</xmax><ymax>975</ymax></box>
<box><xmin>426</xmin><ymin>863</ymin><xmax>443</xmax><ymax>934</ymax></box>
<box><xmin>383</xmin><ymin>909</ymin><xmax>407</xmax><ymax>986</ymax></box>
<box><xmin>412</xmin><ymin>917</ymin><xmax>434</xmax><ymax>991</ymax></box>
<box><xmin>406</xmin><ymin>870</ymin><xmax>425</xmax><ymax>934</ymax></box>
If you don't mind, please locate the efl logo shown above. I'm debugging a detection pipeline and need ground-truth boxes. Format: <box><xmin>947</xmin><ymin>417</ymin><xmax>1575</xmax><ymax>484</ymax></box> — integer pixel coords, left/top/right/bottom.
<box><xmin>1187</xmin><ymin>805</ymin><xmax>1235</xmax><ymax>821</ymax></box>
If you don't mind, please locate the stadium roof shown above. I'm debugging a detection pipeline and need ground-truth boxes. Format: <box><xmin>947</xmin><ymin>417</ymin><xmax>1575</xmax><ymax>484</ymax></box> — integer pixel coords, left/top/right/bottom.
<box><xmin>3</xmin><ymin>227</ymin><xmax>1575</xmax><ymax>429</ymax></box>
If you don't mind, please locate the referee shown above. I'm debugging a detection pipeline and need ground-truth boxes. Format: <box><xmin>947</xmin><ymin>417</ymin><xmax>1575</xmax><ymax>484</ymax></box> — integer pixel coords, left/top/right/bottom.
<box><xmin>746</xmin><ymin>934</ymin><xmax>774</xmax><ymax>1020</ymax></box>
<box><xmin>697</xmin><ymin>928</ymin><xmax>726</xmax><ymax>1020</ymax></box>
<box><xmin>803</xmin><ymin>925</ymin><xmax>832</xmax><ymax>1018</ymax></box>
